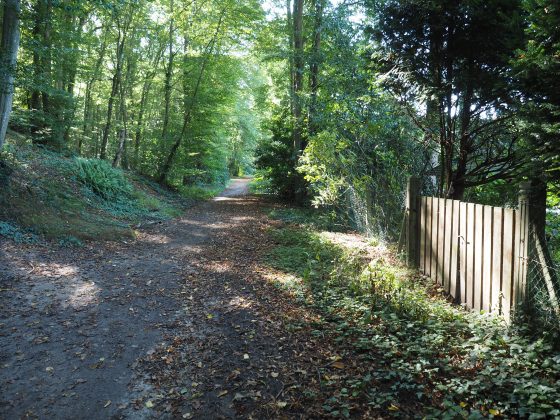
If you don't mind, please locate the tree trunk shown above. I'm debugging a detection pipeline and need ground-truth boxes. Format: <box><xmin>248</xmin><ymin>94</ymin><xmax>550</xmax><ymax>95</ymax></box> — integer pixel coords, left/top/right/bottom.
<box><xmin>112</xmin><ymin>83</ymin><xmax>128</xmax><ymax>168</ymax></box>
<box><xmin>100</xmin><ymin>25</ymin><xmax>126</xmax><ymax>159</ymax></box>
<box><xmin>158</xmin><ymin>10</ymin><xmax>225</xmax><ymax>184</ymax></box>
<box><xmin>308</xmin><ymin>0</ymin><xmax>324</xmax><ymax>137</ymax></box>
<box><xmin>161</xmin><ymin>0</ymin><xmax>174</xmax><ymax>145</ymax></box>
<box><xmin>132</xmin><ymin>42</ymin><xmax>163</xmax><ymax>168</ymax></box>
<box><xmin>113</xmin><ymin>52</ymin><xmax>136</xmax><ymax>168</ymax></box>
<box><xmin>41</xmin><ymin>0</ymin><xmax>52</xmax><ymax>114</ymax></box>
<box><xmin>292</xmin><ymin>0</ymin><xmax>305</xmax><ymax>202</ymax></box>
<box><xmin>0</xmin><ymin>0</ymin><xmax>21</xmax><ymax>149</ymax></box>
<box><xmin>286</xmin><ymin>0</ymin><xmax>294</xmax><ymax>120</ymax></box>
<box><xmin>30</xmin><ymin>0</ymin><xmax>45</xmax><ymax>137</ymax></box>
<box><xmin>63</xmin><ymin>14</ymin><xmax>87</xmax><ymax>144</ymax></box>
<box><xmin>81</xmin><ymin>30</ymin><xmax>108</xmax><ymax>154</ymax></box>
<box><xmin>292</xmin><ymin>0</ymin><xmax>304</xmax><ymax>156</ymax></box>
<box><xmin>134</xmin><ymin>78</ymin><xmax>151</xmax><ymax>166</ymax></box>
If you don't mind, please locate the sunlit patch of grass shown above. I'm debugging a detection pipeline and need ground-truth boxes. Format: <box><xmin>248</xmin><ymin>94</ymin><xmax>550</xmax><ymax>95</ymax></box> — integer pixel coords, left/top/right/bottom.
<box><xmin>179</xmin><ymin>184</ymin><xmax>224</xmax><ymax>200</ymax></box>
<box><xmin>268</xmin><ymin>207</ymin><xmax>351</xmax><ymax>232</ymax></box>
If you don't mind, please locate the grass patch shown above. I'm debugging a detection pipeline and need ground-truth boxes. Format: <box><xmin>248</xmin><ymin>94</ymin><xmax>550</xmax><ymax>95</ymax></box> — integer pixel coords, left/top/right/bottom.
<box><xmin>179</xmin><ymin>184</ymin><xmax>224</xmax><ymax>200</ymax></box>
<box><xmin>268</xmin><ymin>207</ymin><xmax>351</xmax><ymax>232</ymax></box>
<box><xmin>0</xmin><ymin>140</ymin><xmax>189</xmax><ymax>243</ymax></box>
<box><xmin>265</xmin><ymin>222</ymin><xmax>560</xmax><ymax>418</ymax></box>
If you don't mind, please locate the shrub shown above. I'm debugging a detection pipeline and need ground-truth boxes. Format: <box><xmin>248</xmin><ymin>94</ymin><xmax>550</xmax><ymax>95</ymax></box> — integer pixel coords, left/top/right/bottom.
<box><xmin>74</xmin><ymin>158</ymin><xmax>132</xmax><ymax>200</ymax></box>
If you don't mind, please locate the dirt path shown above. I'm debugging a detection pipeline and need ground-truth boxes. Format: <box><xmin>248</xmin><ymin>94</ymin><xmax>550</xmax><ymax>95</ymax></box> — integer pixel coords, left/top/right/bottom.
<box><xmin>0</xmin><ymin>179</ymin><xmax>247</xmax><ymax>417</ymax></box>
<box><xmin>1</xmin><ymin>177</ymin><xmax>388</xmax><ymax>419</ymax></box>
<box><xmin>0</xmin><ymin>179</ymin><xmax>347</xmax><ymax>419</ymax></box>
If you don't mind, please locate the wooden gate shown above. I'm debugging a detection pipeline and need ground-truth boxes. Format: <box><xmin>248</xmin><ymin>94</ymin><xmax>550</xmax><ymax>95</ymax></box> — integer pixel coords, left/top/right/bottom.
<box><xmin>404</xmin><ymin>179</ymin><xmax>530</xmax><ymax>319</ymax></box>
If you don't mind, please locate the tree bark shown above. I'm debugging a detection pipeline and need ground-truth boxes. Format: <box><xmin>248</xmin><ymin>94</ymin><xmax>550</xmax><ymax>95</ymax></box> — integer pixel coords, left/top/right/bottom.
<box><xmin>292</xmin><ymin>0</ymin><xmax>304</xmax><ymax>156</ymax></box>
<box><xmin>100</xmin><ymin>17</ymin><xmax>128</xmax><ymax>160</ymax></box>
<box><xmin>80</xmin><ymin>29</ymin><xmax>109</xmax><ymax>155</ymax></box>
<box><xmin>308</xmin><ymin>0</ymin><xmax>324</xmax><ymax>137</ymax></box>
<box><xmin>160</xmin><ymin>0</ymin><xmax>174</xmax><ymax>145</ymax></box>
<box><xmin>113</xmin><ymin>55</ymin><xmax>134</xmax><ymax>168</ymax></box>
<box><xmin>286</xmin><ymin>0</ymin><xmax>294</xmax><ymax>121</ymax></box>
<box><xmin>41</xmin><ymin>0</ymin><xmax>52</xmax><ymax>114</ymax></box>
<box><xmin>0</xmin><ymin>0</ymin><xmax>21</xmax><ymax>149</ymax></box>
<box><xmin>63</xmin><ymin>14</ymin><xmax>87</xmax><ymax>144</ymax></box>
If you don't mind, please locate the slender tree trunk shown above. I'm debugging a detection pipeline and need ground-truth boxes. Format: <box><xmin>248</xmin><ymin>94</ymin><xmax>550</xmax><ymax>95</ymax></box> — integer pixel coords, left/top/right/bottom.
<box><xmin>0</xmin><ymin>0</ymin><xmax>21</xmax><ymax>149</ymax></box>
<box><xmin>41</xmin><ymin>0</ymin><xmax>52</xmax><ymax>114</ymax></box>
<box><xmin>286</xmin><ymin>0</ymin><xmax>294</xmax><ymax>120</ymax></box>
<box><xmin>292</xmin><ymin>0</ymin><xmax>304</xmax><ymax>156</ymax></box>
<box><xmin>63</xmin><ymin>14</ymin><xmax>86</xmax><ymax>144</ymax></box>
<box><xmin>292</xmin><ymin>0</ymin><xmax>305</xmax><ymax>202</ymax></box>
<box><xmin>308</xmin><ymin>0</ymin><xmax>324</xmax><ymax>137</ymax></box>
<box><xmin>161</xmin><ymin>0</ymin><xmax>174</xmax><ymax>145</ymax></box>
<box><xmin>112</xmin><ymin>84</ymin><xmax>127</xmax><ymax>168</ymax></box>
<box><xmin>81</xmin><ymin>31</ymin><xmax>108</xmax><ymax>154</ymax></box>
<box><xmin>158</xmin><ymin>10</ymin><xmax>225</xmax><ymax>184</ymax></box>
<box><xmin>134</xmin><ymin>78</ymin><xmax>152</xmax><ymax>166</ymax></box>
<box><xmin>133</xmin><ymin>42</ymin><xmax>163</xmax><ymax>168</ymax></box>
<box><xmin>113</xmin><ymin>52</ymin><xmax>136</xmax><ymax>168</ymax></box>
<box><xmin>30</xmin><ymin>0</ymin><xmax>45</xmax><ymax>137</ymax></box>
<box><xmin>100</xmin><ymin>24</ymin><xmax>126</xmax><ymax>159</ymax></box>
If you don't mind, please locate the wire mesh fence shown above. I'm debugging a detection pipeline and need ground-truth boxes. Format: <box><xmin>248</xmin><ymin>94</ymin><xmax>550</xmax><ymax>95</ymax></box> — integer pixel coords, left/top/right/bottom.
<box><xmin>523</xmin><ymin>224</ymin><xmax>560</xmax><ymax>338</ymax></box>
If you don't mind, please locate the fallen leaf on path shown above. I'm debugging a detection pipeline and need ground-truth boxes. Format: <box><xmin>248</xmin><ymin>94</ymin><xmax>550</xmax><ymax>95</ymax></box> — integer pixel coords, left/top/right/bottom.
<box><xmin>277</xmin><ymin>401</ymin><xmax>288</xmax><ymax>408</ymax></box>
<box><xmin>104</xmin><ymin>400</ymin><xmax>111</xmax><ymax>408</ymax></box>
<box><xmin>218</xmin><ymin>390</ymin><xmax>228</xmax><ymax>397</ymax></box>
<box><xmin>331</xmin><ymin>361</ymin><xmax>345</xmax><ymax>369</ymax></box>
<box><xmin>145</xmin><ymin>401</ymin><xmax>154</xmax><ymax>408</ymax></box>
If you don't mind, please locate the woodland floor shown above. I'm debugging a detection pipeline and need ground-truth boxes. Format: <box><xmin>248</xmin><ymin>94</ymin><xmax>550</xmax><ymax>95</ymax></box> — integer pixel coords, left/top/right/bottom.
<box><xmin>0</xmin><ymin>179</ymin><xmax>379</xmax><ymax>419</ymax></box>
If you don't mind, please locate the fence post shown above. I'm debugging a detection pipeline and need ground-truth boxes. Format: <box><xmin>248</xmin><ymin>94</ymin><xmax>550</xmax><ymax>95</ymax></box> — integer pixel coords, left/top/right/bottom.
<box><xmin>514</xmin><ymin>182</ymin><xmax>531</xmax><ymax>309</ymax></box>
<box><xmin>406</xmin><ymin>176</ymin><xmax>421</xmax><ymax>268</ymax></box>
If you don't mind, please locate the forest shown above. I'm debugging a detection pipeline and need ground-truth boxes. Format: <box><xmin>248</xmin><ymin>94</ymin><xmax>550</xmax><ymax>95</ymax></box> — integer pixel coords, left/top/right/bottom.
<box><xmin>1</xmin><ymin>0</ymin><xmax>560</xmax><ymax>418</ymax></box>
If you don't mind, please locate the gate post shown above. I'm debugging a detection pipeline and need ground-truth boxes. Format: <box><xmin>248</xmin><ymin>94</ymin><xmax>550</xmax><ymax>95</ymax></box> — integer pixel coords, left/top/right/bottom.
<box><xmin>406</xmin><ymin>176</ymin><xmax>421</xmax><ymax>268</ymax></box>
<box><xmin>514</xmin><ymin>182</ymin><xmax>531</xmax><ymax>308</ymax></box>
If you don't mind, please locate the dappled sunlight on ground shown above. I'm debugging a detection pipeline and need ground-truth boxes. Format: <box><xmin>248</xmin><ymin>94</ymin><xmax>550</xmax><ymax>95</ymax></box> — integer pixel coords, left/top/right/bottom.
<box><xmin>68</xmin><ymin>281</ymin><xmax>100</xmax><ymax>309</ymax></box>
<box><xmin>136</xmin><ymin>232</ymin><xmax>172</xmax><ymax>244</ymax></box>
<box><xmin>226</xmin><ymin>295</ymin><xmax>254</xmax><ymax>310</ymax></box>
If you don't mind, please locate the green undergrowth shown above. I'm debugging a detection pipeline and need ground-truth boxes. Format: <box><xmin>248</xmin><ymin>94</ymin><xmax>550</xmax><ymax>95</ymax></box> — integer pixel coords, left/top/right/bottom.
<box><xmin>179</xmin><ymin>184</ymin><xmax>225</xmax><ymax>200</ymax></box>
<box><xmin>0</xmin><ymin>140</ymin><xmax>188</xmax><ymax>244</ymax></box>
<box><xmin>268</xmin><ymin>206</ymin><xmax>352</xmax><ymax>233</ymax></box>
<box><xmin>265</xmin><ymin>222</ymin><xmax>560</xmax><ymax>418</ymax></box>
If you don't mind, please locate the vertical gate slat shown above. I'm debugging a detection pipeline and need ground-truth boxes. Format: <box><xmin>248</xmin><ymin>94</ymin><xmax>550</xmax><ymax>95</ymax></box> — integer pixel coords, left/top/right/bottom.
<box><xmin>513</xmin><ymin>202</ymin><xmax>529</xmax><ymax>309</ymax></box>
<box><xmin>466</xmin><ymin>202</ymin><xmax>476</xmax><ymax>309</ymax></box>
<box><xmin>491</xmin><ymin>208</ymin><xmax>504</xmax><ymax>313</ymax></box>
<box><xmin>513</xmin><ymin>205</ymin><xmax>521</xmax><ymax>309</ymax></box>
<box><xmin>431</xmin><ymin>197</ymin><xmax>439</xmax><ymax>281</ymax></box>
<box><xmin>438</xmin><ymin>198</ymin><xmax>446</xmax><ymax>286</ymax></box>
<box><xmin>482</xmin><ymin>206</ymin><xmax>493</xmax><ymax>312</ymax></box>
<box><xmin>473</xmin><ymin>204</ymin><xmax>484</xmax><ymax>311</ymax></box>
<box><xmin>443</xmin><ymin>199</ymin><xmax>452</xmax><ymax>292</ymax></box>
<box><xmin>419</xmin><ymin>197</ymin><xmax>426</xmax><ymax>273</ymax></box>
<box><xmin>459</xmin><ymin>202</ymin><xmax>468</xmax><ymax>304</ymax></box>
<box><xmin>425</xmin><ymin>197</ymin><xmax>432</xmax><ymax>278</ymax></box>
<box><xmin>450</xmin><ymin>200</ymin><xmax>460</xmax><ymax>299</ymax></box>
<box><xmin>502</xmin><ymin>209</ymin><xmax>516</xmax><ymax>320</ymax></box>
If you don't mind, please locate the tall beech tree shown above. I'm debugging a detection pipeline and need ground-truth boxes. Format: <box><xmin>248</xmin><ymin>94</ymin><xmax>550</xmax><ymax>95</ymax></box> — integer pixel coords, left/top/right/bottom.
<box><xmin>0</xmin><ymin>0</ymin><xmax>21</xmax><ymax>149</ymax></box>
